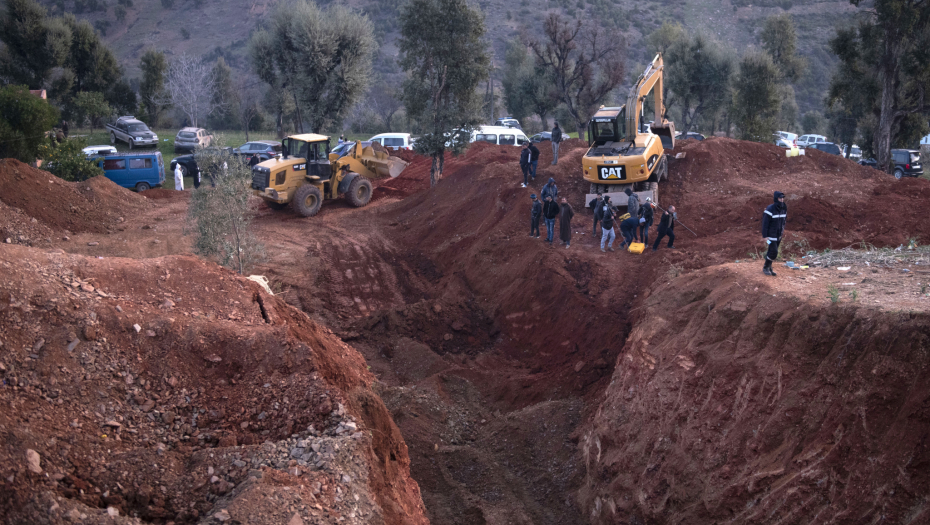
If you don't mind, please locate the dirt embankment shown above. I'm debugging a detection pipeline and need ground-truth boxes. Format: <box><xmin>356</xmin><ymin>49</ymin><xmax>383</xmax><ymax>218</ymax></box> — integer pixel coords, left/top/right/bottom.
<box><xmin>579</xmin><ymin>262</ymin><xmax>930</xmax><ymax>523</ymax></box>
<box><xmin>0</xmin><ymin>242</ymin><xmax>427</xmax><ymax>524</ymax></box>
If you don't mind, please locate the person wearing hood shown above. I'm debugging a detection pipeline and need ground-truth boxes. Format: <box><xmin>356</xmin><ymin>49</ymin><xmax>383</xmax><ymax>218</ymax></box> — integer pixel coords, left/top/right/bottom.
<box><xmin>541</xmin><ymin>177</ymin><xmax>558</xmax><ymax>201</ymax></box>
<box><xmin>652</xmin><ymin>205</ymin><xmax>677</xmax><ymax>252</ymax></box>
<box><xmin>624</xmin><ymin>187</ymin><xmax>640</xmax><ymax>238</ymax></box>
<box><xmin>174</xmin><ymin>162</ymin><xmax>184</xmax><ymax>191</ymax></box>
<box><xmin>542</xmin><ymin>195</ymin><xmax>561</xmax><ymax>245</ymax></box>
<box><xmin>530</xmin><ymin>194</ymin><xmax>542</xmax><ymax>238</ymax></box>
<box><xmin>761</xmin><ymin>191</ymin><xmax>787</xmax><ymax>276</ymax></box>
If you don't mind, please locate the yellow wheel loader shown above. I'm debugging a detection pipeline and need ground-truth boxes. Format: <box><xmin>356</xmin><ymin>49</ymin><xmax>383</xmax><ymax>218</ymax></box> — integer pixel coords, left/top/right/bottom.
<box><xmin>583</xmin><ymin>54</ymin><xmax>675</xmax><ymax>209</ymax></box>
<box><xmin>251</xmin><ymin>134</ymin><xmax>408</xmax><ymax>217</ymax></box>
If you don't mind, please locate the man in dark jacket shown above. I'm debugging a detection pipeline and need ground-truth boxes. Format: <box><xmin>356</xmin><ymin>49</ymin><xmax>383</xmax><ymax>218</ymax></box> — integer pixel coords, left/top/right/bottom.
<box><xmin>530</xmin><ymin>194</ymin><xmax>542</xmax><ymax>238</ymax></box>
<box><xmin>551</xmin><ymin>122</ymin><xmax>563</xmax><ymax>165</ymax></box>
<box><xmin>761</xmin><ymin>191</ymin><xmax>787</xmax><ymax>276</ymax></box>
<box><xmin>618</xmin><ymin>215</ymin><xmax>643</xmax><ymax>249</ymax></box>
<box><xmin>249</xmin><ymin>154</ymin><xmax>261</xmax><ymax>168</ymax></box>
<box><xmin>559</xmin><ymin>197</ymin><xmax>574</xmax><ymax>248</ymax></box>
<box><xmin>589</xmin><ymin>193</ymin><xmax>604</xmax><ymax>236</ymax></box>
<box><xmin>528</xmin><ymin>142</ymin><xmax>540</xmax><ymax>180</ymax></box>
<box><xmin>541</xmin><ymin>177</ymin><xmax>558</xmax><ymax>201</ymax></box>
<box><xmin>542</xmin><ymin>195</ymin><xmax>561</xmax><ymax>245</ymax></box>
<box><xmin>652</xmin><ymin>205</ymin><xmax>676</xmax><ymax>251</ymax></box>
<box><xmin>624</xmin><ymin>187</ymin><xmax>640</xmax><ymax>239</ymax></box>
<box><xmin>600</xmin><ymin>196</ymin><xmax>616</xmax><ymax>252</ymax></box>
<box><xmin>519</xmin><ymin>143</ymin><xmax>531</xmax><ymax>187</ymax></box>
<box><xmin>639</xmin><ymin>198</ymin><xmax>655</xmax><ymax>245</ymax></box>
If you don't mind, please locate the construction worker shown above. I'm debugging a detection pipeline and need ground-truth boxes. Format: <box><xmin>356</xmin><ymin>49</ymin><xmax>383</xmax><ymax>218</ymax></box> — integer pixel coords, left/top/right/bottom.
<box><xmin>551</xmin><ymin>122</ymin><xmax>563</xmax><ymax>165</ymax></box>
<box><xmin>652</xmin><ymin>205</ymin><xmax>676</xmax><ymax>252</ymax></box>
<box><xmin>639</xmin><ymin>197</ymin><xmax>655</xmax><ymax>245</ymax></box>
<box><xmin>761</xmin><ymin>191</ymin><xmax>787</xmax><ymax>276</ymax></box>
<box><xmin>519</xmin><ymin>142</ymin><xmax>531</xmax><ymax>187</ymax></box>
<box><xmin>600</xmin><ymin>196</ymin><xmax>616</xmax><ymax>252</ymax></box>
<box><xmin>618</xmin><ymin>215</ymin><xmax>642</xmax><ymax>249</ymax></box>
<box><xmin>624</xmin><ymin>187</ymin><xmax>640</xmax><ymax>239</ymax></box>
<box><xmin>558</xmin><ymin>197</ymin><xmax>574</xmax><ymax>248</ymax></box>
<box><xmin>542</xmin><ymin>195</ymin><xmax>561</xmax><ymax>245</ymax></box>
<box><xmin>528</xmin><ymin>141</ymin><xmax>540</xmax><ymax>180</ymax></box>
<box><xmin>589</xmin><ymin>193</ymin><xmax>604</xmax><ymax>236</ymax></box>
<box><xmin>530</xmin><ymin>194</ymin><xmax>542</xmax><ymax>238</ymax></box>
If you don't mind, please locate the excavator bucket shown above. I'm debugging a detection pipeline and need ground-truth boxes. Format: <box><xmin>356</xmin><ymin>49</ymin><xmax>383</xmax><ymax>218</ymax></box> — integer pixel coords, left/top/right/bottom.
<box><xmin>651</xmin><ymin>121</ymin><xmax>676</xmax><ymax>150</ymax></box>
<box><xmin>366</xmin><ymin>155</ymin><xmax>408</xmax><ymax>178</ymax></box>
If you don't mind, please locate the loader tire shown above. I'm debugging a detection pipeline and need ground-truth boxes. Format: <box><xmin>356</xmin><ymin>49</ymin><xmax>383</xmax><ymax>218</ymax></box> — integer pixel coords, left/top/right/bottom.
<box><xmin>293</xmin><ymin>184</ymin><xmax>323</xmax><ymax>217</ymax></box>
<box><xmin>346</xmin><ymin>176</ymin><xmax>372</xmax><ymax>207</ymax></box>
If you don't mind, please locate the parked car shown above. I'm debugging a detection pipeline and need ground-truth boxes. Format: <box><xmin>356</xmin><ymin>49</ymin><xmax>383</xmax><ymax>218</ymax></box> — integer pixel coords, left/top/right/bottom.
<box><xmin>495</xmin><ymin>117</ymin><xmax>522</xmax><ymax>129</ymax></box>
<box><xmin>797</xmin><ymin>134</ymin><xmax>827</xmax><ymax>148</ymax></box>
<box><xmin>233</xmin><ymin>140</ymin><xmax>282</xmax><ymax>161</ymax></box>
<box><xmin>891</xmin><ymin>149</ymin><xmax>923</xmax><ymax>179</ymax></box>
<box><xmin>367</xmin><ymin>133</ymin><xmax>415</xmax><ymax>150</ymax></box>
<box><xmin>106</xmin><ymin>116</ymin><xmax>159</xmax><ymax>149</ymax></box>
<box><xmin>808</xmin><ymin>142</ymin><xmax>843</xmax><ymax>156</ymax></box>
<box><xmin>95</xmin><ymin>152</ymin><xmax>164</xmax><ymax>191</ymax></box>
<box><xmin>844</xmin><ymin>144</ymin><xmax>862</xmax><ymax>160</ymax></box>
<box><xmin>773</xmin><ymin>131</ymin><xmax>798</xmax><ymax>148</ymax></box>
<box><xmin>170</xmin><ymin>147</ymin><xmax>234</xmax><ymax>185</ymax></box>
<box><xmin>530</xmin><ymin>132</ymin><xmax>552</xmax><ymax>143</ymax></box>
<box><xmin>470</xmin><ymin>126</ymin><xmax>529</xmax><ymax>146</ymax></box>
<box><xmin>681</xmin><ymin>132</ymin><xmax>705</xmax><ymax>141</ymax></box>
<box><xmin>859</xmin><ymin>157</ymin><xmax>878</xmax><ymax>168</ymax></box>
<box><xmin>82</xmin><ymin>145</ymin><xmax>117</xmax><ymax>159</ymax></box>
<box><xmin>174</xmin><ymin>127</ymin><xmax>213</xmax><ymax>152</ymax></box>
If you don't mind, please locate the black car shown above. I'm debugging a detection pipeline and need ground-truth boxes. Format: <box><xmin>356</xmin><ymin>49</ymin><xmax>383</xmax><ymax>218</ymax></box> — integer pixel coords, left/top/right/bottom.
<box><xmin>233</xmin><ymin>140</ymin><xmax>282</xmax><ymax>162</ymax></box>
<box><xmin>530</xmin><ymin>132</ymin><xmax>552</xmax><ymax>143</ymax></box>
<box><xmin>859</xmin><ymin>157</ymin><xmax>878</xmax><ymax>169</ymax></box>
<box><xmin>891</xmin><ymin>149</ymin><xmax>923</xmax><ymax>179</ymax></box>
<box><xmin>808</xmin><ymin>142</ymin><xmax>843</xmax><ymax>156</ymax></box>
<box><xmin>170</xmin><ymin>147</ymin><xmax>234</xmax><ymax>186</ymax></box>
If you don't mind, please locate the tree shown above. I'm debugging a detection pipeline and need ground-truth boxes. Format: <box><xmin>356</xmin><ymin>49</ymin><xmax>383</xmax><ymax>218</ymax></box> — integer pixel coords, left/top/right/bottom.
<box><xmin>234</xmin><ymin>76</ymin><xmax>262</xmax><ymax>141</ymax></box>
<box><xmin>665</xmin><ymin>34</ymin><xmax>734</xmax><ymax>133</ymax></box>
<box><xmin>777</xmin><ymin>85</ymin><xmax>799</xmax><ymax>131</ymax></box>
<box><xmin>164</xmin><ymin>53</ymin><xmax>219</xmax><ymax>128</ymax></box>
<box><xmin>0</xmin><ymin>0</ymin><xmax>71</xmax><ymax>88</ymax></box>
<box><xmin>529</xmin><ymin>14</ymin><xmax>625</xmax><ymax>136</ymax></box>
<box><xmin>187</xmin><ymin>139</ymin><xmax>265</xmax><ymax>275</ymax></box>
<box><xmin>828</xmin><ymin>0</ymin><xmax>930</xmax><ymax>172</ymax></box>
<box><xmin>398</xmin><ymin>0</ymin><xmax>489</xmax><ymax>186</ymax></box>
<box><xmin>368</xmin><ymin>78</ymin><xmax>403</xmax><ymax>132</ymax></box>
<box><xmin>250</xmin><ymin>0</ymin><xmax>375</xmax><ymax>133</ymax></box>
<box><xmin>733</xmin><ymin>51</ymin><xmax>781</xmax><ymax>141</ymax></box>
<box><xmin>646</xmin><ymin>21</ymin><xmax>686</xmax><ymax>57</ymax></box>
<box><xmin>502</xmin><ymin>38</ymin><xmax>557</xmax><ymax>129</ymax></box>
<box><xmin>760</xmin><ymin>13</ymin><xmax>805</xmax><ymax>82</ymax></box>
<box><xmin>72</xmin><ymin>91</ymin><xmax>111</xmax><ymax>131</ymax></box>
<box><xmin>0</xmin><ymin>84</ymin><xmax>60</xmax><ymax>162</ymax></box>
<box><xmin>38</xmin><ymin>136</ymin><xmax>103</xmax><ymax>181</ymax></box>
<box><xmin>139</xmin><ymin>49</ymin><xmax>169</xmax><ymax>126</ymax></box>
<box><xmin>207</xmin><ymin>57</ymin><xmax>237</xmax><ymax>129</ymax></box>
<box><xmin>801</xmin><ymin>110</ymin><xmax>824</xmax><ymax>134</ymax></box>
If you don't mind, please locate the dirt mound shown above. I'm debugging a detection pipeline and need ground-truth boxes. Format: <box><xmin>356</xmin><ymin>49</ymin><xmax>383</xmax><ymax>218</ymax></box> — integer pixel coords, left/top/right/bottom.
<box><xmin>579</xmin><ymin>262</ymin><xmax>930</xmax><ymax>524</ymax></box>
<box><xmin>0</xmin><ymin>244</ymin><xmax>427</xmax><ymax>525</ymax></box>
<box><xmin>0</xmin><ymin>159</ymin><xmax>151</xmax><ymax>235</ymax></box>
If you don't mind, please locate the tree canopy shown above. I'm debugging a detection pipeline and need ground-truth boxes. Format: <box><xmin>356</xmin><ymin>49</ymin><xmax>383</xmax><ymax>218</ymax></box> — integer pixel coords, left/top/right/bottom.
<box><xmin>760</xmin><ymin>14</ymin><xmax>806</xmax><ymax>83</ymax></box>
<box><xmin>398</xmin><ymin>0</ymin><xmax>489</xmax><ymax>186</ymax></box>
<box><xmin>0</xmin><ymin>84</ymin><xmax>60</xmax><ymax>162</ymax></box>
<box><xmin>733</xmin><ymin>51</ymin><xmax>781</xmax><ymax>141</ymax></box>
<box><xmin>665</xmin><ymin>34</ymin><xmax>734</xmax><ymax>134</ymax></box>
<box><xmin>0</xmin><ymin>0</ymin><xmax>71</xmax><ymax>88</ymax></box>
<box><xmin>502</xmin><ymin>38</ymin><xmax>556</xmax><ymax>129</ymax></box>
<box><xmin>139</xmin><ymin>49</ymin><xmax>170</xmax><ymax>126</ymax></box>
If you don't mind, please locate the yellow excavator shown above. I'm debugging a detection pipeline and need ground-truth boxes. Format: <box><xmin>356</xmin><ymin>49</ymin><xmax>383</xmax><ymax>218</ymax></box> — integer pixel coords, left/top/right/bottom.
<box><xmin>251</xmin><ymin>134</ymin><xmax>407</xmax><ymax>217</ymax></box>
<box><xmin>583</xmin><ymin>54</ymin><xmax>675</xmax><ymax>208</ymax></box>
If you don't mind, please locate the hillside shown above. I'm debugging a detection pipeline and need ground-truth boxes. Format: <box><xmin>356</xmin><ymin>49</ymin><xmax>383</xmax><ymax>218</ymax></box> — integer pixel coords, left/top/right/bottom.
<box><xmin>43</xmin><ymin>0</ymin><xmax>859</xmax><ymax>116</ymax></box>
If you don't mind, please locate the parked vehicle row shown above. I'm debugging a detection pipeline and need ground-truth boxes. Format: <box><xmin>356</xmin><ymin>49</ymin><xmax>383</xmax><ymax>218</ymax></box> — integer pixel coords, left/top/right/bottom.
<box><xmin>174</xmin><ymin>127</ymin><xmax>213</xmax><ymax>152</ymax></box>
<box><xmin>106</xmin><ymin>116</ymin><xmax>159</xmax><ymax>149</ymax></box>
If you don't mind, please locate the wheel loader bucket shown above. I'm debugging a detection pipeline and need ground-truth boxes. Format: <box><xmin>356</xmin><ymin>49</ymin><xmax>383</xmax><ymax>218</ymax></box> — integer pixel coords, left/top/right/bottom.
<box><xmin>358</xmin><ymin>143</ymin><xmax>409</xmax><ymax>178</ymax></box>
<box><xmin>651</xmin><ymin>121</ymin><xmax>675</xmax><ymax>150</ymax></box>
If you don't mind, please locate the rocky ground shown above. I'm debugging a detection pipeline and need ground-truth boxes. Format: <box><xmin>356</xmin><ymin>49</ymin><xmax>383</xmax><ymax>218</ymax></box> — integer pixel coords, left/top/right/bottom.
<box><xmin>2</xmin><ymin>136</ymin><xmax>929</xmax><ymax>524</ymax></box>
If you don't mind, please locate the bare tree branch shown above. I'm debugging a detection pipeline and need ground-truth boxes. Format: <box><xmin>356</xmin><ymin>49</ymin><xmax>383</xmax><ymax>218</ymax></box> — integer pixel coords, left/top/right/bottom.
<box><xmin>163</xmin><ymin>53</ymin><xmax>220</xmax><ymax>128</ymax></box>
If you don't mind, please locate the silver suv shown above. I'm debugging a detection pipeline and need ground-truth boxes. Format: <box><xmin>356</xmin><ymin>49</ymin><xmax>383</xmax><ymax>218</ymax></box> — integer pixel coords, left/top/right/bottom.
<box><xmin>174</xmin><ymin>127</ymin><xmax>213</xmax><ymax>153</ymax></box>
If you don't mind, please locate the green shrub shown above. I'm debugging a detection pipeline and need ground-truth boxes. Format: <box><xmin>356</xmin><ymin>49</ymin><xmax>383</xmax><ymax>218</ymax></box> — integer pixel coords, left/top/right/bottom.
<box><xmin>38</xmin><ymin>137</ymin><xmax>103</xmax><ymax>182</ymax></box>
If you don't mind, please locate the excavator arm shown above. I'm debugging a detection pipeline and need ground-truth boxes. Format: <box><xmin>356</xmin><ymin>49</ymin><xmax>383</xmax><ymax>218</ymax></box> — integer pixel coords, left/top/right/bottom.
<box><xmin>624</xmin><ymin>54</ymin><xmax>675</xmax><ymax>149</ymax></box>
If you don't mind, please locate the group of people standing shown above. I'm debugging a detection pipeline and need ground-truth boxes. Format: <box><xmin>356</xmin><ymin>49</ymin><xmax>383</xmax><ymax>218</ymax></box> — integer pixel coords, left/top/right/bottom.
<box><xmin>588</xmin><ymin>190</ymin><xmax>677</xmax><ymax>253</ymax></box>
<box><xmin>530</xmin><ymin>178</ymin><xmax>575</xmax><ymax>247</ymax></box>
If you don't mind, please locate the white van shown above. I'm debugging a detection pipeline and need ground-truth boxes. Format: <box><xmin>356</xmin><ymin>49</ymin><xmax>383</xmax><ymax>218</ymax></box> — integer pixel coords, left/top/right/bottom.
<box><xmin>470</xmin><ymin>126</ymin><xmax>529</xmax><ymax>146</ymax></box>
<box><xmin>797</xmin><ymin>134</ymin><xmax>827</xmax><ymax>148</ymax></box>
<box><xmin>367</xmin><ymin>133</ymin><xmax>414</xmax><ymax>150</ymax></box>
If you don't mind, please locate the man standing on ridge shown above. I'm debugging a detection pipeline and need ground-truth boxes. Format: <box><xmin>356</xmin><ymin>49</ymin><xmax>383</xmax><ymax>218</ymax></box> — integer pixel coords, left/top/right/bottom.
<box><xmin>559</xmin><ymin>197</ymin><xmax>574</xmax><ymax>248</ymax></box>
<box><xmin>530</xmin><ymin>194</ymin><xmax>542</xmax><ymax>238</ymax></box>
<box><xmin>519</xmin><ymin>142</ymin><xmax>531</xmax><ymax>187</ymax></box>
<box><xmin>551</xmin><ymin>121</ymin><xmax>563</xmax><ymax>165</ymax></box>
<box><xmin>542</xmin><ymin>195</ymin><xmax>561</xmax><ymax>245</ymax></box>
<box><xmin>528</xmin><ymin>141</ymin><xmax>540</xmax><ymax>180</ymax></box>
<box><xmin>761</xmin><ymin>191</ymin><xmax>787</xmax><ymax>276</ymax></box>
<box><xmin>541</xmin><ymin>177</ymin><xmax>558</xmax><ymax>201</ymax></box>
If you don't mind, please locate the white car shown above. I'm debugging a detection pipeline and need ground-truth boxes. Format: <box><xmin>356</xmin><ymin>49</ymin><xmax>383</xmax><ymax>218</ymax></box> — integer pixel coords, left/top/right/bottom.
<box><xmin>367</xmin><ymin>133</ymin><xmax>415</xmax><ymax>150</ymax></box>
<box><xmin>844</xmin><ymin>144</ymin><xmax>862</xmax><ymax>160</ymax></box>
<box><xmin>773</xmin><ymin>131</ymin><xmax>797</xmax><ymax>148</ymax></box>
<box><xmin>83</xmin><ymin>145</ymin><xmax>117</xmax><ymax>158</ymax></box>
<box><xmin>470</xmin><ymin>125</ymin><xmax>529</xmax><ymax>146</ymax></box>
<box><xmin>797</xmin><ymin>134</ymin><xmax>827</xmax><ymax>148</ymax></box>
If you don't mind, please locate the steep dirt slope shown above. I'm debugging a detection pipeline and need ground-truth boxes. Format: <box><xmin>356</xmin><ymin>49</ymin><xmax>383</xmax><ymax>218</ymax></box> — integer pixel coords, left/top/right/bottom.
<box><xmin>579</xmin><ymin>262</ymin><xmax>930</xmax><ymax>524</ymax></box>
<box><xmin>0</xmin><ymin>244</ymin><xmax>427</xmax><ymax>524</ymax></box>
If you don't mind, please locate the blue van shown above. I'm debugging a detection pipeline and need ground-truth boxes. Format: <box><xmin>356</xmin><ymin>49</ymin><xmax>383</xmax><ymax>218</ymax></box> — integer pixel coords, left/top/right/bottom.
<box><xmin>96</xmin><ymin>152</ymin><xmax>165</xmax><ymax>191</ymax></box>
